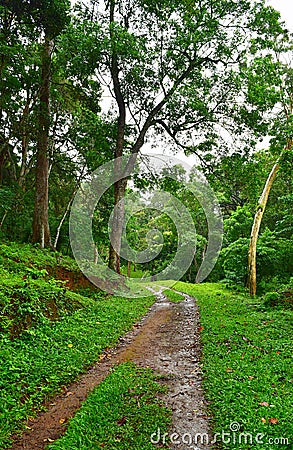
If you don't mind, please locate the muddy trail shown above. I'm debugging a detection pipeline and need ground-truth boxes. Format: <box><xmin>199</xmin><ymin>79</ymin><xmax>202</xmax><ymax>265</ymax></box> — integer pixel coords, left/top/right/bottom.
<box><xmin>10</xmin><ymin>288</ymin><xmax>212</xmax><ymax>450</ymax></box>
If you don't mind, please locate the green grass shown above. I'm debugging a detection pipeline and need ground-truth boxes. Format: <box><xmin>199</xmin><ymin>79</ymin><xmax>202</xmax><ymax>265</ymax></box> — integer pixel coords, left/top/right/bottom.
<box><xmin>174</xmin><ymin>282</ymin><xmax>293</xmax><ymax>449</ymax></box>
<box><xmin>163</xmin><ymin>288</ymin><xmax>184</xmax><ymax>303</ymax></box>
<box><xmin>0</xmin><ymin>294</ymin><xmax>155</xmax><ymax>448</ymax></box>
<box><xmin>0</xmin><ymin>242</ymin><xmax>78</xmax><ymax>274</ymax></box>
<box><xmin>47</xmin><ymin>362</ymin><xmax>171</xmax><ymax>450</ymax></box>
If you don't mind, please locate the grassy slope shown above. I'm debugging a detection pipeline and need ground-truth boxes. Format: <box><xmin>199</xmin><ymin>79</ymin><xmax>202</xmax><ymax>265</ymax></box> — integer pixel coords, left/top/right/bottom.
<box><xmin>175</xmin><ymin>282</ymin><xmax>292</xmax><ymax>449</ymax></box>
<box><xmin>0</xmin><ymin>242</ymin><xmax>155</xmax><ymax>448</ymax></box>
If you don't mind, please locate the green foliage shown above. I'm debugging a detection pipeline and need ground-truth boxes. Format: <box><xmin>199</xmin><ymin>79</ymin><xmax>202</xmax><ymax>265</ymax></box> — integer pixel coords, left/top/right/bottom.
<box><xmin>0</xmin><ymin>289</ymin><xmax>154</xmax><ymax>447</ymax></box>
<box><xmin>0</xmin><ymin>242</ymin><xmax>78</xmax><ymax>273</ymax></box>
<box><xmin>0</xmin><ymin>242</ymin><xmax>100</xmax><ymax>337</ymax></box>
<box><xmin>1</xmin><ymin>0</ymin><xmax>71</xmax><ymax>38</ymax></box>
<box><xmin>163</xmin><ymin>289</ymin><xmax>184</xmax><ymax>303</ymax></box>
<box><xmin>262</xmin><ymin>279</ymin><xmax>293</xmax><ymax>309</ymax></box>
<box><xmin>175</xmin><ymin>282</ymin><xmax>293</xmax><ymax>448</ymax></box>
<box><xmin>224</xmin><ymin>206</ymin><xmax>253</xmax><ymax>245</ymax></box>
<box><xmin>222</xmin><ymin>228</ymin><xmax>293</xmax><ymax>289</ymax></box>
<box><xmin>48</xmin><ymin>362</ymin><xmax>170</xmax><ymax>450</ymax></box>
<box><xmin>0</xmin><ymin>273</ymin><xmax>81</xmax><ymax>337</ymax></box>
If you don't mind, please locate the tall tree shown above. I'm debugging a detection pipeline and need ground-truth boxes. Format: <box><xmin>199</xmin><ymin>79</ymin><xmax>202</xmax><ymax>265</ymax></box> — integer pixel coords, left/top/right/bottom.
<box><xmin>32</xmin><ymin>36</ymin><xmax>54</xmax><ymax>246</ymax></box>
<box><xmin>60</xmin><ymin>0</ymin><xmax>288</xmax><ymax>272</ymax></box>
<box><xmin>247</xmin><ymin>63</ymin><xmax>293</xmax><ymax>295</ymax></box>
<box><xmin>31</xmin><ymin>0</ymin><xmax>70</xmax><ymax>247</ymax></box>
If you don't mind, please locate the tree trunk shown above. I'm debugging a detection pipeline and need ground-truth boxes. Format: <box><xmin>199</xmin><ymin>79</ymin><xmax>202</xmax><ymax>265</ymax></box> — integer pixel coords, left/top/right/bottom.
<box><xmin>32</xmin><ymin>37</ymin><xmax>53</xmax><ymax>248</ymax></box>
<box><xmin>53</xmin><ymin>169</ymin><xmax>85</xmax><ymax>249</ymax></box>
<box><xmin>195</xmin><ymin>243</ymin><xmax>206</xmax><ymax>283</ymax></box>
<box><xmin>108</xmin><ymin>176</ymin><xmax>127</xmax><ymax>273</ymax></box>
<box><xmin>127</xmin><ymin>260</ymin><xmax>131</xmax><ymax>278</ymax></box>
<box><xmin>247</xmin><ymin>161</ymin><xmax>280</xmax><ymax>296</ymax></box>
<box><xmin>108</xmin><ymin>1</ymin><xmax>126</xmax><ymax>274</ymax></box>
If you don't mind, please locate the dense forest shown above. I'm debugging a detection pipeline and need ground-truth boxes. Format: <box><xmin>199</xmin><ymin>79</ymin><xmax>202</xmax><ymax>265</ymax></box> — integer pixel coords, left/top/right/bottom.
<box><xmin>0</xmin><ymin>1</ymin><xmax>293</xmax><ymax>449</ymax></box>
<box><xmin>1</xmin><ymin>0</ymin><xmax>293</xmax><ymax>297</ymax></box>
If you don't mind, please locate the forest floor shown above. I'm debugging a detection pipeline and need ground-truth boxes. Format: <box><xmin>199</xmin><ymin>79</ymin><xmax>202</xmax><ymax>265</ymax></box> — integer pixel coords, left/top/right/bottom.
<box><xmin>10</xmin><ymin>287</ymin><xmax>212</xmax><ymax>450</ymax></box>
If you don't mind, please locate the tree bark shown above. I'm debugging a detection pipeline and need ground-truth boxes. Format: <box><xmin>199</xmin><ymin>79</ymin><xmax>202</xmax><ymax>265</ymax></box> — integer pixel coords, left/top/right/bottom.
<box><xmin>108</xmin><ymin>176</ymin><xmax>127</xmax><ymax>273</ymax></box>
<box><xmin>32</xmin><ymin>37</ymin><xmax>53</xmax><ymax>248</ymax></box>
<box><xmin>247</xmin><ymin>161</ymin><xmax>280</xmax><ymax>296</ymax></box>
<box><xmin>108</xmin><ymin>0</ymin><xmax>126</xmax><ymax>273</ymax></box>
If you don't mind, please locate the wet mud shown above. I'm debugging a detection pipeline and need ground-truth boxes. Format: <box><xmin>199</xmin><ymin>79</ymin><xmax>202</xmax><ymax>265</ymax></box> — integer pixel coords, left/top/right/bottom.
<box><xmin>10</xmin><ymin>288</ymin><xmax>212</xmax><ymax>450</ymax></box>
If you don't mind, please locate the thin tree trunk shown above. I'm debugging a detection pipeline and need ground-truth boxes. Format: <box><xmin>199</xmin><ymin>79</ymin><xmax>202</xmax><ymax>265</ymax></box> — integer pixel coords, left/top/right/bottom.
<box><xmin>53</xmin><ymin>168</ymin><xmax>85</xmax><ymax>250</ymax></box>
<box><xmin>53</xmin><ymin>198</ymin><xmax>72</xmax><ymax>250</ymax></box>
<box><xmin>193</xmin><ymin>253</ymin><xmax>199</xmax><ymax>283</ymax></box>
<box><xmin>127</xmin><ymin>260</ymin><xmax>131</xmax><ymax>278</ymax></box>
<box><xmin>94</xmin><ymin>245</ymin><xmax>98</xmax><ymax>264</ymax></box>
<box><xmin>32</xmin><ymin>37</ymin><xmax>53</xmax><ymax>248</ymax></box>
<box><xmin>18</xmin><ymin>97</ymin><xmax>30</xmax><ymax>189</ymax></box>
<box><xmin>247</xmin><ymin>161</ymin><xmax>280</xmax><ymax>296</ymax></box>
<box><xmin>195</xmin><ymin>243</ymin><xmax>206</xmax><ymax>283</ymax></box>
<box><xmin>0</xmin><ymin>210</ymin><xmax>8</xmax><ymax>229</ymax></box>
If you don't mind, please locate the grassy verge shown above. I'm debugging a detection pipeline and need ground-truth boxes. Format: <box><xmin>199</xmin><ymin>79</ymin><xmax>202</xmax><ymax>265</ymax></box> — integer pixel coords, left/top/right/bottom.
<box><xmin>174</xmin><ymin>282</ymin><xmax>292</xmax><ymax>449</ymax></box>
<box><xmin>0</xmin><ymin>294</ymin><xmax>154</xmax><ymax>448</ymax></box>
<box><xmin>47</xmin><ymin>362</ymin><xmax>170</xmax><ymax>450</ymax></box>
<box><xmin>163</xmin><ymin>289</ymin><xmax>184</xmax><ymax>303</ymax></box>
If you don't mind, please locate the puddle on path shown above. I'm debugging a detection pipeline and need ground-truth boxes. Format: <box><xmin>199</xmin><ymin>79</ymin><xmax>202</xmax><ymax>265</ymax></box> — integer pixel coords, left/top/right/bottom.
<box><xmin>10</xmin><ymin>288</ymin><xmax>212</xmax><ymax>450</ymax></box>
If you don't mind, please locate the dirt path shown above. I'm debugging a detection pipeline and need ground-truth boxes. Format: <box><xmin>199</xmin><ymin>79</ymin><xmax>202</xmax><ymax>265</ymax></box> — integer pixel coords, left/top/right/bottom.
<box><xmin>10</xmin><ymin>288</ymin><xmax>212</xmax><ymax>450</ymax></box>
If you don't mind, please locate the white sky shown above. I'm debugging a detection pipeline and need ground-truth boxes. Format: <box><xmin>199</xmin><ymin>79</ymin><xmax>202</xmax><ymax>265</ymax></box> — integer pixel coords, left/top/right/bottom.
<box><xmin>267</xmin><ymin>0</ymin><xmax>293</xmax><ymax>32</ymax></box>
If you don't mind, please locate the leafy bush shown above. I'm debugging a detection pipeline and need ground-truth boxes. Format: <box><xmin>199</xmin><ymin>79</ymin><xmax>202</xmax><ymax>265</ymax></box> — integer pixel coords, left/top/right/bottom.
<box><xmin>0</xmin><ymin>274</ymin><xmax>82</xmax><ymax>337</ymax></box>
<box><xmin>263</xmin><ymin>280</ymin><xmax>293</xmax><ymax>309</ymax></box>
<box><xmin>221</xmin><ymin>229</ymin><xmax>293</xmax><ymax>290</ymax></box>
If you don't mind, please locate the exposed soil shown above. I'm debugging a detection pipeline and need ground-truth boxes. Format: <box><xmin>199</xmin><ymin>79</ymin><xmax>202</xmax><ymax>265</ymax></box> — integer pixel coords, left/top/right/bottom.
<box><xmin>48</xmin><ymin>267</ymin><xmax>126</xmax><ymax>295</ymax></box>
<box><xmin>9</xmin><ymin>288</ymin><xmax>212</xmax><ymax>450</ymax></box>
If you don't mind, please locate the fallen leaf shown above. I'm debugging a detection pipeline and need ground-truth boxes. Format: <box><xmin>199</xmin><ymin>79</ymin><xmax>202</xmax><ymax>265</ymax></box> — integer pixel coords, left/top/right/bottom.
<box><xmin>47</xmin><ymin>438</ymin><xmax>55</xmax><ymax>443</ymax></box>
<box><xmin>226</xmin><ymin>367</ymin><xmax>233</xmax><ymax>373</ymax></box>
<box><xmin>248</xmin><ymin>376</ymin><xmax>254</xmax><ymax>380</ymax></box>
<box><xmin>117</xmin><ymin>416</ymin><xmax>127</xmax><ymax>426</ymax></box>
<box><xmin>67</xmin><ymin>344</ymin><xmax>73</xmax><ymax>348</ymax></box>
<box><xmin>268</xmin><ymin>418</ymin><xmax>279</xmax><ymax>424</ymax></box>
<box><xmin>276</xmin><ymin>351</ymin><xmax>281</xmax><ymax>355</ymax></box>
<box><xmin>59</xmin><ymin>418</ymin><xmax>65</xmax><ymax>424</ymax></box>
<box><xmin>259</xmin><ymin>402</ymin><xmax>269</xmax><ymax>407</ymax></box>
<box><xmin>261</xmin><ymin>418</ymin><xmax>266</xmax><ymax>423</ymax></box>
<box><xmin>198</xmin><ymin>326</ymin><xmax>204</xmax><ymax>332</ymax></box>
<box><xmin>66</xmin><ymin>391</ymin><xmax>74</xmax><ymax>397</ymax></box>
